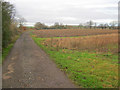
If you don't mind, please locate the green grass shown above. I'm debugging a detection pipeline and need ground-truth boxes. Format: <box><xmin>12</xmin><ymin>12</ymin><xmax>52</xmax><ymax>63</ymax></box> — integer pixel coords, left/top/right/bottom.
<box><xmin>2</xmin><ymin>43</ymin><xmax>14</xmax><ymax>62</ymax></box>
<box><xmin>1</xmin><ymin>35</ymin><xmax>20</xmax><ymax>64</ymax></box>
<box><xmin>32</xmin><ymin>36</ymin><xmax>118</xmax><ymax>88</ymax></box>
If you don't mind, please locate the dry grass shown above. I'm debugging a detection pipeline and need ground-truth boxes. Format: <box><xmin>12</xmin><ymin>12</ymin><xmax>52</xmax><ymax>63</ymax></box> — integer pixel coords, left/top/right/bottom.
<box><xmin>33</xmin><ymin>29</ymin><xmax>118</xmax><ymax>38</ymax></box>
<box><xmin>42</xmin><ymin>33</ymin><xmax>118</xmax><ymax>53</ymax></box>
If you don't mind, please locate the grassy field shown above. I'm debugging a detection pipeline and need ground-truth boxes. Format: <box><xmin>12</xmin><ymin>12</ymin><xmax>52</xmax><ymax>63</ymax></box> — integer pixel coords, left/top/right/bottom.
<box><xmin>32</xmin><ymin>29</ymin><xmax>118</xmax><ymax>88</ymax></box>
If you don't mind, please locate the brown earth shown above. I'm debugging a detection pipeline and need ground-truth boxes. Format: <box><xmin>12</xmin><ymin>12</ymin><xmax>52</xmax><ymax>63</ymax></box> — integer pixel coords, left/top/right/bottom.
<box><xmin>2</xmin><ymin>32</ymin><xmax>75</xmax><ymax>88</ymax></box>
<box><xmin>33</xmin><ymin>29</ymin><xmax>118</xmax><ymax>38</ymax></box>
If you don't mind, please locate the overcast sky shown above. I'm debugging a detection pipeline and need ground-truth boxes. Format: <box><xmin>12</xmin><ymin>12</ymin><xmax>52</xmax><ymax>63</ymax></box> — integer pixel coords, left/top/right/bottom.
<box><xmin>7</xmin><ymin>0</ymin><xmax>119</xmax><ymax>26</ymax></box>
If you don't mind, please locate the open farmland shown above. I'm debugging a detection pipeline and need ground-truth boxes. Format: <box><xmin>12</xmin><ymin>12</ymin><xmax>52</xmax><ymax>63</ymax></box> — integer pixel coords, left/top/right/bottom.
<box><xmin>32</xmin><ymin>29</ymin><xmax>118</xmax><ymax>88</ymax></box>
<box><xmin>3</xmin><ymin>0</ymin><xmax>118</xmax><ymax>88</ymax></box>
<box><xmin>32</xmin><ymin>29</ymin><xmax>118</xmax><ymax>38</ymax></box>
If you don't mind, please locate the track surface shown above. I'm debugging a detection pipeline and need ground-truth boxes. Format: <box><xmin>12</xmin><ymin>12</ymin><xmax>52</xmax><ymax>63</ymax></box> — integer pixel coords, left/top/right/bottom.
<box><xmin>2</xmin><ymin>32</ymin><xmax>75</xmax><ymax>88</ymax></box>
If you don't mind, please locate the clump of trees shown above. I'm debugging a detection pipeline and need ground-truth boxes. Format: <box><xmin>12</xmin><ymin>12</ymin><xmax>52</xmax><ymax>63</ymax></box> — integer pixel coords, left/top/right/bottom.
<box><xmin>50</xmin><ymin>22</ymin><xmax>67</xmax><ymax>29</ymax></box>
<box><xmin>2</xmin><ymin>0</ymin><xmax>20</xmax><ymax>48</ymax></box>
<box><xmin>34</xmin><ymin>22</ymin><xmax>67</xmax><ymax>30</ymax></box>
<box><xmin>34</xmin><ymin>22</ymin><xmax>48</xmax><ymax>30</ymax></box>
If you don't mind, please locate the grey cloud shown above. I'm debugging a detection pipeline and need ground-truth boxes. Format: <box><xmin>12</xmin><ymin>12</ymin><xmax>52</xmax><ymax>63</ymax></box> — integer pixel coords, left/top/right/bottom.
<box><xmin>8</xmin><ymin>0</ymin><xmax>119</xmax><ymax>26</ymax></box>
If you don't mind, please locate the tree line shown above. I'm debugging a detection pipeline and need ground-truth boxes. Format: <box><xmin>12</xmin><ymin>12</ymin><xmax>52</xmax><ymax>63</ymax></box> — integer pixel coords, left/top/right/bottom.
<box><xmin>34</xmin><ymin>20</ymin><xmax>118</xmax><ymax>30</ymax></box>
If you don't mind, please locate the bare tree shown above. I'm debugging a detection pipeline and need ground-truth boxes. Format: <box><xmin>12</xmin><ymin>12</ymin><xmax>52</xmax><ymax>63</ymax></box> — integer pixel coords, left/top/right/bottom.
<box><xmin>18</xmin><ymin>17</ymin><xmax>26</xmax><ymax>25</ymax></box>
<box><xmin>99</xmin><ymin>24</ymin><xmax>104</xmax><ymax>29</ymax></box>
<box><xmin>94</xmin><ymin>22</ymin><xmax>97</xmax><ymax>29</ymax></box>
<box><xmin>109</xmin><ymin>21</ymin><xmax>117</xmax><ymax>29</ymax></box>
<box><xmin>79</xmin><ymin>23</ymin><xmax>83</xmax><ymax>28</ymax></box>
<box><xmin>104</xmin><ymin>23</ymin><xmax>109</xmax><ymax>29</ymax></box>
<box><xmin>86</xmin><ymin>20</ymin><xmax>94</xmax><ymax>29</ymax></box>
<box><xmin>16</xmin><ymin>16</ymin><xmax>27</xmax><ymax>30</ymax></box>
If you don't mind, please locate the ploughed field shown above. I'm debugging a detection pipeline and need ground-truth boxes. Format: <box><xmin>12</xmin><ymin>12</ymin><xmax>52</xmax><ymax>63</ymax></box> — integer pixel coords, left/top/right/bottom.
<box><xmin>32</xmin><ymin>29</ymin><xmax>118</xmax><ymax>88</ymax></box>
<box><xmin>32</xmin><ymin>29</ymin><xmax>118</xmax><ymax>38</ymax></box>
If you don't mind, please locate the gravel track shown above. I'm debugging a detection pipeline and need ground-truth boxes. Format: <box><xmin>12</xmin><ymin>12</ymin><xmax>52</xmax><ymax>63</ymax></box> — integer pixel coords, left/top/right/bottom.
<box><xmin>2</xmin><ymin>32</ymin><xmax>75</xmax><ymax>88</ymax></box>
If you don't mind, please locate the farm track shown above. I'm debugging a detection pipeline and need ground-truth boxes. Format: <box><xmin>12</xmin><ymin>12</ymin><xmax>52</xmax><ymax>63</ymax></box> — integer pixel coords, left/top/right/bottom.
<box><xmin>2</xmin><ymin>32</ymin><xmax>75</xmax><ymax>88</ymax></box>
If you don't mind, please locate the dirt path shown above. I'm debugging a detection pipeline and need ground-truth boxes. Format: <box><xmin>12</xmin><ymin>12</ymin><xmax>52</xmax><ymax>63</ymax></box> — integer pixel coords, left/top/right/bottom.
<box><xmin>2</xmin><ymin>32</ymin><xmax>75</xmax><ymax>88</ymax></box>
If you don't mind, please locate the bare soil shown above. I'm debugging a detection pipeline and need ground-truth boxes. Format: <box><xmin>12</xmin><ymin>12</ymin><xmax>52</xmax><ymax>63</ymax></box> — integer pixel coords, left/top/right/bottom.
<box><xmin>33</xmin><ymin>29</ymin><xmax>118</xmax><ymax>38</ymax></box>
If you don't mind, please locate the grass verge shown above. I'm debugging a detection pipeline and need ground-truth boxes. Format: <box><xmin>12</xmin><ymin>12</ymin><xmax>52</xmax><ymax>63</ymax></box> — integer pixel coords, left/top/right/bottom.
<box><xmin>1</xmin><ymin>35</ymin><xmax>20</xmax><ymax>63</ymax></box>
<box><xmin>32</xmin><ymin>36</ymin><xmax>118</xmax><ymax>88</ymax></box>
